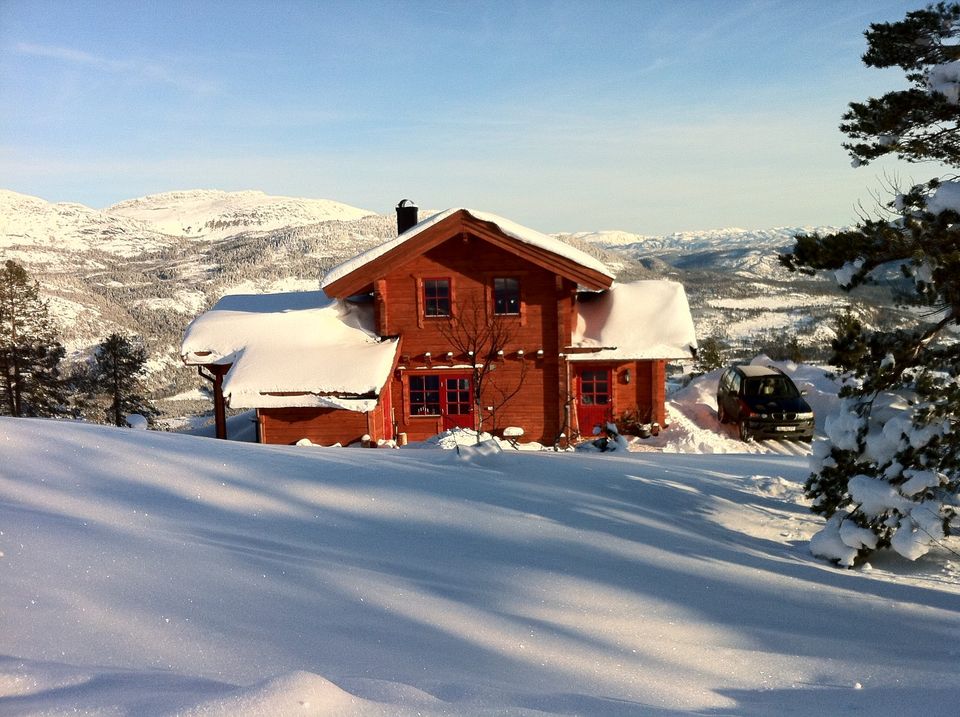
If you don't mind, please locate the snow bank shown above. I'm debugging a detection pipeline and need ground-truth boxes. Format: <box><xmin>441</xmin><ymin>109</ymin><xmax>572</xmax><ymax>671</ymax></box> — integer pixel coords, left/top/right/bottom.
<box><xmin>178</xmin><ymin>670</ymin><xmax>375</xmax><ymax>716</ymax></box>
<box><xmin>125</xmin><ymin>413</ymin><xmax>149</xmax><ymax>430</ymax></box>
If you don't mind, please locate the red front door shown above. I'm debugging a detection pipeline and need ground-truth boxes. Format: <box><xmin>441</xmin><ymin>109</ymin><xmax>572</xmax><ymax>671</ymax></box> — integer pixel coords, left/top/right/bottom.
<box><xmin>442</xmin><ymin>376</ymin><xmax>474</xmax><ymax>430</ymax></box>
<box><xmin>577</xmin><ymin>368</ymin><xmax>612</xmax><ymax>436</ymax></box>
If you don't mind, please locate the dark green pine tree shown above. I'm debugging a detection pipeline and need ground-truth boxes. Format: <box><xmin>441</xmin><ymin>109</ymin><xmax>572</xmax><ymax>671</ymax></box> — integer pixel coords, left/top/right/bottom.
<box><xmin>0</xmin><ymin>259</ymin><xmax>67</xmax><ymax>417</ymax></box>
<box><xmin>692</xmin><ymin>335</ymin><xmax>727</xmax><ymax>376</ymax></box>
<box><xmin>780</xmin><ymin>3</ymin><xmax>960</xmax><ymax>566</ymax></box>
<box><xmin>91</xmin><ymin>332</ymin><xmax>155</xmax><ymax>427</ymax></box>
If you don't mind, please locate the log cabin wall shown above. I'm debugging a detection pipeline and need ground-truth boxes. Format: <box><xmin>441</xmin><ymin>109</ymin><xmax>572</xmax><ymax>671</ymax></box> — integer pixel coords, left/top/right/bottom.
<box><xmin>570</xmin><ymin>359</ymin><xmax>667</xmax><ymax>436</ymax></box>
<box><xmin>611</xmin><ymin>359</ymin><xmax>666</xmax><ymax>426</ymax></box>
<box><xmin>258</xmin><ymin>405</ymin><xmax>381</xmax><ymax>446</ymax></box>
<box><xmin>650</xmin><ymin>360</ymin><xmax>667</xmax><ymax>425</ymax></box>
<box><xmin>381</xmin><ymin>235</ymin><xmax>576</xmax><ymax>444</ymax></box>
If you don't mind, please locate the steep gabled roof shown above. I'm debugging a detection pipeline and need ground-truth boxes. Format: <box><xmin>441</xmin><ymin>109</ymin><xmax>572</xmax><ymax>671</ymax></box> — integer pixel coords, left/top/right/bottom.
<box><xmin>567</xmin><ymin>280</ymin><xmax>698</xmax><ymax>361</ymax></box>
<box><xmin>181</xmin><ymin>291</ymin><xmax>399</xmax><ymax>411</ymax></box>
<box><xmin>321</xmin><ymin>208</ymin><xmax>615</xmax><ymax>297</ymax></box>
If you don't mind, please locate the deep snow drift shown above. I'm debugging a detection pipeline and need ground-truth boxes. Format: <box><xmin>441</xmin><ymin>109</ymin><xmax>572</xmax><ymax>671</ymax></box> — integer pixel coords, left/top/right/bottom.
<box><xmin>1</xmin><ymin>415</ymin><xmax>959</xmax><ymax>715</ymax></box>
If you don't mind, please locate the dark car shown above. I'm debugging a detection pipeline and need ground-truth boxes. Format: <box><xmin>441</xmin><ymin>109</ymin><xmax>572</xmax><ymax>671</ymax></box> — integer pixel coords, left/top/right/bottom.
<box><xmin>717</xmin><ymin>365</ymin><xmax>814</xmax><ymax>441</ymax></box>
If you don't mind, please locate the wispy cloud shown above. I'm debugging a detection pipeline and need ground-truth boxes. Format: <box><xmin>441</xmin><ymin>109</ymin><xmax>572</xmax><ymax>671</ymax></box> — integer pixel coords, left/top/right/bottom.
<box><xmin>14</xmin><ymin>42</ymin><xmax>216</xmax><ymax>95</ymax></box>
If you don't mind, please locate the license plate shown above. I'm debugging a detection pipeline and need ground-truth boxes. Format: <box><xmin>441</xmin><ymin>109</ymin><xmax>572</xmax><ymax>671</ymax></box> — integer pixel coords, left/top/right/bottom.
<box><xmin>775</xmin><ymin>426</ymin><xmax>796</xmax><ymax>432</ymax></box>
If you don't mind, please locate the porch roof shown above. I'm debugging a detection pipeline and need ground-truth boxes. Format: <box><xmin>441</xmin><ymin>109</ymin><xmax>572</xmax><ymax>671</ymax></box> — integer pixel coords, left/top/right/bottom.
<box><xmin>181</xmin><ymin>291</ymin><xmax>398</xmax><ymax>411</ymax></box>
<box><xmin>567</xmin><ymin>280</ymin><xmax>698</xmax><ymax>361</ymax></box>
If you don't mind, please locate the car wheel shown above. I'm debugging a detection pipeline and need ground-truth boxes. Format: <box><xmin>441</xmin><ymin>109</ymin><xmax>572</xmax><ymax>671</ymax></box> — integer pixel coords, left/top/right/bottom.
<box><xmin>738</xmin><ymin>420</ymin><xmax>751</xmax><ymax>442</ymax></box>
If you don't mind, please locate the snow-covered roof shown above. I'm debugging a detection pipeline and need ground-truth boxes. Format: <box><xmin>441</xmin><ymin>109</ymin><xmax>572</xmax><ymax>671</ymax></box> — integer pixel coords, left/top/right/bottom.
<box><xmin>320</xmin><ymin>207</ymin><xmax>615</xmax><ymax>290</ymax></box>
<box><xmin>567</xmin><ymin>280</ymin><xmax>697</xmax><ymax>361</ymax></box>
<box><xmin>181</xmin><ymin>291</ymin><xmax>398</xmax><ymax>411</ymax></box>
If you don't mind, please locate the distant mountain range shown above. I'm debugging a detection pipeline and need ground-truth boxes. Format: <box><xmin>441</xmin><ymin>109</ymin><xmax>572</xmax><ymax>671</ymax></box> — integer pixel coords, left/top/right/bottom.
<box><xmin>0</xmin><ymin>188</ymin><xmax>912</xmax><ymax>411</ymax></box>
<box><xmin>106</xmin><ymin>189</ymin><xmax>375</xmax><ymax>240</ymax></box>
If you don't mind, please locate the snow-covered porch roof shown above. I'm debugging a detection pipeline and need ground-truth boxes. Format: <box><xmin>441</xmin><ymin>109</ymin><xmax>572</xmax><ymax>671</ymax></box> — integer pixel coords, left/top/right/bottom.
<box><xmin>567</xmin><ymin>280</ymin><xmax>698</xmax><ymax>361</ymax></box>
<box><xmin>181</xmin><ymin>291</ymin><xmax>399</xmax><ymax>412</ymax></box>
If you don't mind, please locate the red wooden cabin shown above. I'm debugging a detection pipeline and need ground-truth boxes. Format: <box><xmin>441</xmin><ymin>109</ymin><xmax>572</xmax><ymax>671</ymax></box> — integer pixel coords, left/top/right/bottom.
<box><xmin>181</xmin><ymin>203</ymin><xmax>697</xmax><ymax>446</ymax></box>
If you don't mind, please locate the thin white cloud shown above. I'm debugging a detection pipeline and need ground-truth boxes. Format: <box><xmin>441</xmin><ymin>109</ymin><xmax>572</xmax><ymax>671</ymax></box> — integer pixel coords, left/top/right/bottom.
<box><xmin>14</xmin><ymin>42</ymin><xmax>216</xmax><ymax>95</ymax></box>
<box><xmin>15</xmin><ymin>43</ymin><xmax>105</xmax><ymax>66</ymax></box>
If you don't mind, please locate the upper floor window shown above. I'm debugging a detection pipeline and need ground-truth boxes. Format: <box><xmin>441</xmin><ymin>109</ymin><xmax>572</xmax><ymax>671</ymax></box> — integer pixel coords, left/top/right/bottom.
<box><xmin>423</xmin><ymin>278</ymin><xmax>450</xmax><ymax>317</ymax></box>
<box><xmin>493</xmin><ymin>277</ymin><xmax>520</xmax><ymax>315</ymax></box>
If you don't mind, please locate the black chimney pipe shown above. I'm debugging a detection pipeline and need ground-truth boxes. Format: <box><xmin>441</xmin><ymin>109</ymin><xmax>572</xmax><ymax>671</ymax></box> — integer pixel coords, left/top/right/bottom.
<box><xmin>396</xmin><ymin>199</ymin><xmax>419</xmax><ymax>235</ymax></box>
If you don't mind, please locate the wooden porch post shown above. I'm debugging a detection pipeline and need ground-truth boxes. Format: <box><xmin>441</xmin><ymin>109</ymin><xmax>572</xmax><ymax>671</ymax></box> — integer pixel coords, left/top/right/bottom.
<box><xmin>198</xmin><ymin>365</ymin><xmax>230</xmax><ymax>440</ymax></box>
<box><xmin>212</xmin><ymin>366</ymin><xmax>227</xmax><ymax>439</ymax></box>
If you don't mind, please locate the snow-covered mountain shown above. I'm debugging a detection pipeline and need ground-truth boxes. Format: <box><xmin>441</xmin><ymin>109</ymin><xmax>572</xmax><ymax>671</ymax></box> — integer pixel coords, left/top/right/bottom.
<box><xmin>565</xmin><ymin>226</ymin><xmax>843</xmax><ymax>278</ymax></box>
<box><xmin>107</xmin><ymin>189</ymin><xmax>376</xmax><ymax>240</ymax></box>
<box><xmin>0</xmin><ymin>189</ymin><xmax>182</xmax><ymax>268</ymax></box>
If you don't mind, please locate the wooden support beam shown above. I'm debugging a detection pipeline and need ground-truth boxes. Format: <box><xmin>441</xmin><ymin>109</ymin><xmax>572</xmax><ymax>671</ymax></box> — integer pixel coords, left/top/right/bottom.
<box><xmin>198</xmin><ymin>365</ymin><xmax>230</xmax><ymax>440</ymax></box>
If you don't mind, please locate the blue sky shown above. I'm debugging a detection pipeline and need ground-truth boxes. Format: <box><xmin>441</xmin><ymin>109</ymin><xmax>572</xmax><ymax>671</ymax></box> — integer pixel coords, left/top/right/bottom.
<box><xmin>0</xmin><ymin>0</ymin><xmax>926</xmax><ymax>234</ymax></box>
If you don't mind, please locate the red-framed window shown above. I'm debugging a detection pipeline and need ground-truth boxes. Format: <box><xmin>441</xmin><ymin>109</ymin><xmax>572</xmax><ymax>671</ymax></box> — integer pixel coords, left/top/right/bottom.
<box><xmin>409</xmin><ymin>374</ymin><xmax>473</xmax><ymax>420</ymax></box>
<box><xmin>579</xmin><ymin>369</ymin><xmax>610</xmax><ymax>406</ymax></box>
<box><xmin>493</xmin><ymin>277</ymin><xmax>521</xmax><ymax>315</ymax></box>
<box><xmin>410</xmin><ymin>375</ymin><xmax>442</xmax><ymax>415</ymax></box>
<box><xmin>423</xmin><ymin>278</ymin><xmax>451</xmax><ymax>317</ymax></box>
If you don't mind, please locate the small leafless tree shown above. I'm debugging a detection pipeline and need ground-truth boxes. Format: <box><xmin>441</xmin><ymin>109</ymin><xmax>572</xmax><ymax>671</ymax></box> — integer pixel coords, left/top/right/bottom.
<box><xmin>440</xmin><ymin>297</ymin><xmax>528</xmax><ymax>443</ymax></box>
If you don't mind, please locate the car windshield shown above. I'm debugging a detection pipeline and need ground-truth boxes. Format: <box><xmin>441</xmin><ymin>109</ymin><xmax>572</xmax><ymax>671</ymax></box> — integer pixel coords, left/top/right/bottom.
<box><xmin>744</xmin><ymin>376</ymin><xmax>800</xmax><ymax>399</ymax></box>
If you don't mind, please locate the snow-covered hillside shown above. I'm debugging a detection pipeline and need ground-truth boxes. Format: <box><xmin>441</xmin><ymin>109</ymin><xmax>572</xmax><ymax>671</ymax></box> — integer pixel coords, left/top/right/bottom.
<box><xmin>1</xmin><ymin>416</ymin><xmax>958</xmax><ymax>716</ymax></box>
<box><xmin>569</xmin><ymin>226</ymin><xmax>847</xmax><ymax>280</ymax></box>
<box><xmin>107</xmin><ymin>189</ymin><xmax>376</xmax><ymax>240</ymax></box>
<box><xmin>555</xmin><ymin>224</ymin><xmax>898</xmax><ymax>360</ymax></box>
<box><xmin>0</xmin><ymin>189</ymin><xmax>181</xmax><ymax>268</ymax></box>
<box><xmin>570</xmin><ymin>226</ymin><xmax>841</xmax><ymax>259</ymax></box>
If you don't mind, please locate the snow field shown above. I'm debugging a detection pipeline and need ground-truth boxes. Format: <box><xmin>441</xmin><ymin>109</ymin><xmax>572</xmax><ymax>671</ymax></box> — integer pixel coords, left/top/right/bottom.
<box><xmin>1</xmin><ymin>415</ymin><xmax>958</xmax><ymax>715</ymax></box>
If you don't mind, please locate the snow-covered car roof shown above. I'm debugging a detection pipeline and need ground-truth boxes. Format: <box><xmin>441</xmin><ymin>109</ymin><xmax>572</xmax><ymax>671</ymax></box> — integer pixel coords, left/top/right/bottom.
<box><xmin>730</xmin><ymin>364</ymin><xmax>786</xmax><ymax>378</ymax></box>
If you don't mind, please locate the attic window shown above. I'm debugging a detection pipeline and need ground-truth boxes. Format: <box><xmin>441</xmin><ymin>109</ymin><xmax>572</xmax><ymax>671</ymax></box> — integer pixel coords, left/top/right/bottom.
<box><xmin>493</xmin><ymin>277</ymin><xmax>520</xmax><ymax>315</ymax></box>
<box><xmin>423</xmin><ymin>278</ymin><xmax>451</xmax><ymax>317</ymax></box>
